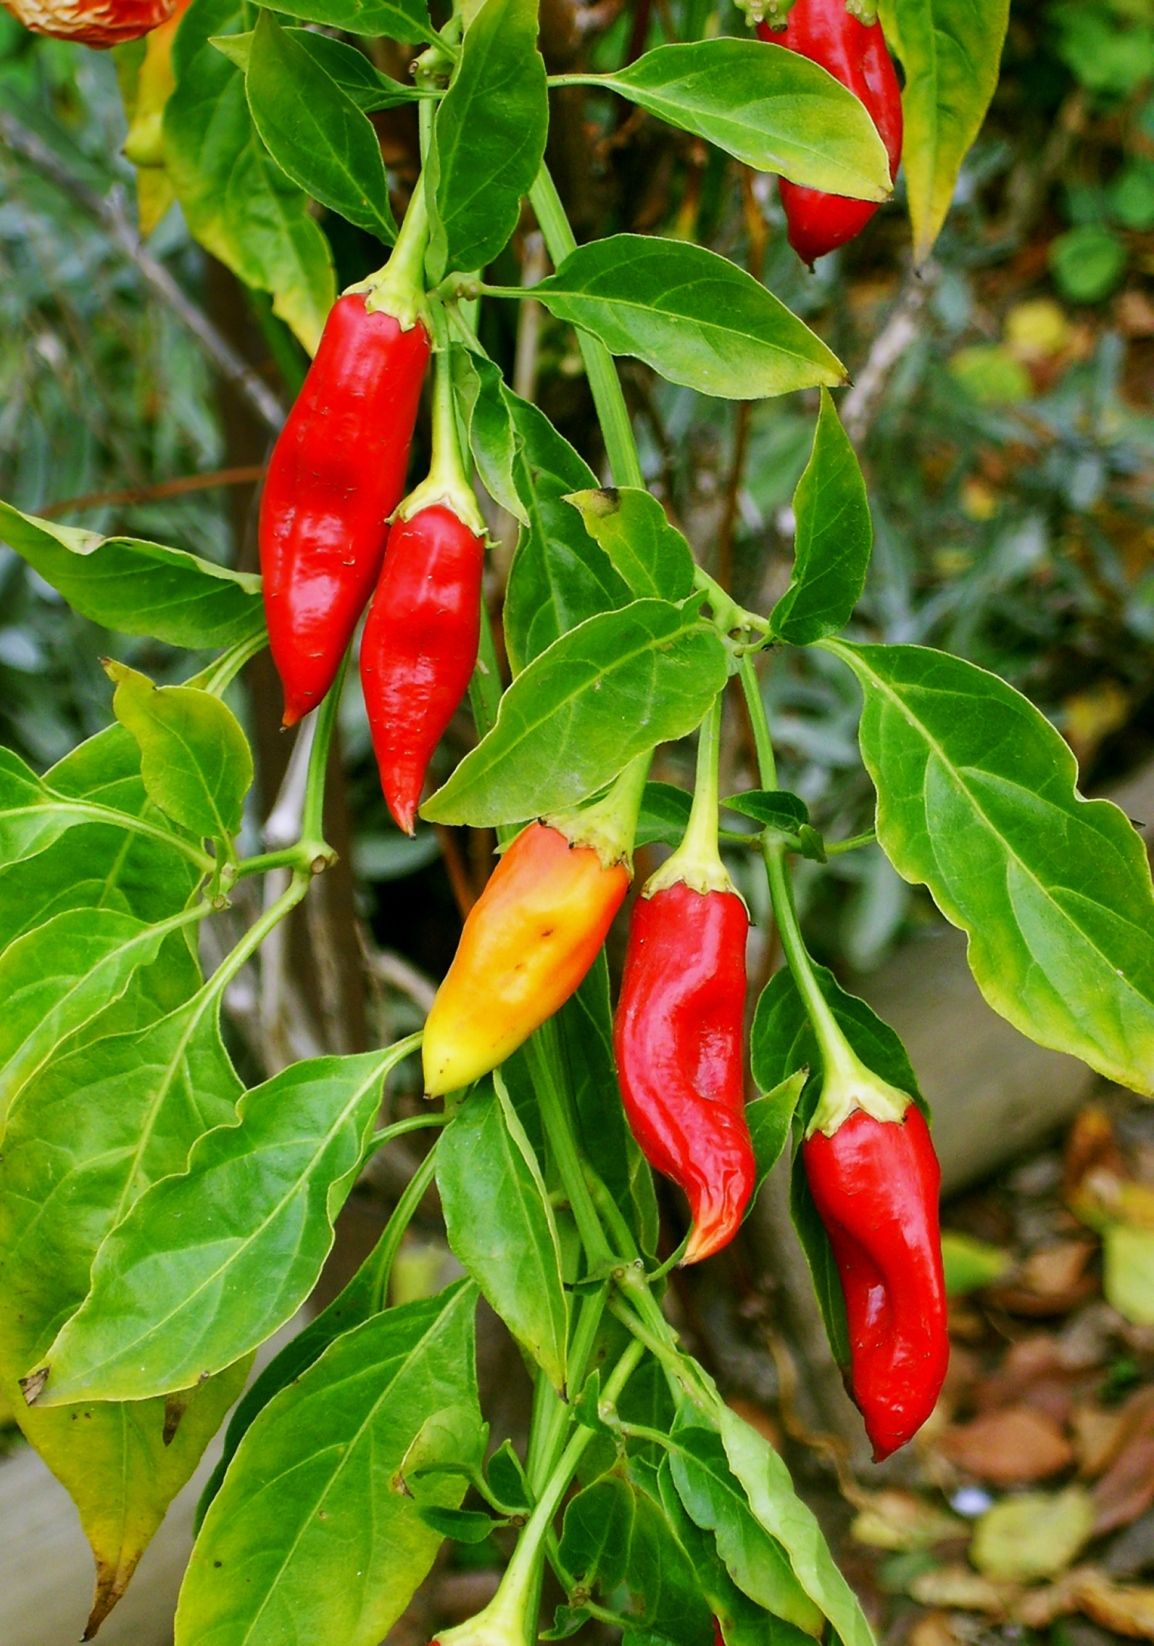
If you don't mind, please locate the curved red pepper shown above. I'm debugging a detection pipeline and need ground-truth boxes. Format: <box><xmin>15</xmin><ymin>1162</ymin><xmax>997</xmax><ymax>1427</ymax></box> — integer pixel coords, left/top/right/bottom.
<box><xmin>614</xmin><ymin>881</ymin><xmax>755</xmax><ymax>1264</ymax></box>
<box><xmin>260</xmin><ymin>292</ymin><xmax>431</xmax><ymax>727</ymax></box>
<box><xmin>802</xmin><ymin>1104</ymin><xmax>948</xmax><ymax>1459</ymax></box>
<box><xmin>758</xmin><ymin>0</ymin><xmax>902</xmax><ymax>266</ymax></box>
<box><xmin>360</xmin><ymin>502</ymin><xmax>484</xmax><ymax>836</ymax></box>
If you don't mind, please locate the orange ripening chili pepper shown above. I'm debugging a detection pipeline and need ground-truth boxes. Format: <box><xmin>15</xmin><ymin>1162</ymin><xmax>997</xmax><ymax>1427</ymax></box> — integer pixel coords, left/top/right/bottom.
<box><xmin>803</xmin><ymin>1101</ymin><xmax>948</xmax><ymax>1459</ymax></box>
<box><xmin>260</xmin><ymin>291</ymin><xmax>430</xmax><ymax>727</ymax></box>
<box><xmin>757</xmin><ymin>0</ymin><xmax>902</xmax><ymax>265</ymax></box>
<box><xmin>423</xmin><ymin>819</ymin><xmax>631</xmax><ymax>1098</ymax></box>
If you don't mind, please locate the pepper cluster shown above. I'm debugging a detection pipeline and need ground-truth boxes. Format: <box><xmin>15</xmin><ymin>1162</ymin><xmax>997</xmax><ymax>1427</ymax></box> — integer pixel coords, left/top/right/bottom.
<box><xmin>260</xmin><ymin>198</ymin><xmax>487</xmax><ymax>835</ymax></box>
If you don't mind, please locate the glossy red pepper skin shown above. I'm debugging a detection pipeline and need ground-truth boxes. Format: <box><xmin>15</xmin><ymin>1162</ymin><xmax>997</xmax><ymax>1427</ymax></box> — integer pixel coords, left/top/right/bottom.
<box><xmin>423</xmin><ymin>822</ymin><xmax>631</xmax><ymax>1098</ymax></box>
<box><xmin>758</xmin><ymin>0</ymin><xmax>902</xmax><ymax>266</ymax></box>
<box><xmin>361</xmin><ymin>503</ymin><xmax>484</xmax><ymax>835</ymax></box>
<box><xmin>802</xmin><ymin>1104</ymin><xmax>948</xmax><ymax>1459</ymax></box>
<box><xmin>260</xmin><ymin>292</ymin><xmax>431</xmax><ymax>727</ymax></box>
<box><xmin>614</xmin><ymin>882</ymin><xmax>755</xmax><ymax>1265</ymax></box>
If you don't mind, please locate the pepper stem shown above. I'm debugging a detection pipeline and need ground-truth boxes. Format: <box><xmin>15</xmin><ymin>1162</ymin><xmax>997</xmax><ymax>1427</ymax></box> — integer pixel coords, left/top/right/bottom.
<box><xmin>546</xmin><ymin>753</ymin><xmax>649</xmax><ymax>871</ymax></box>
<box><xmin>739</xmin><ymin>655</ymin><xmax>909</xmax><ymax>1137</ymax></box>
<box><xmin>644</xmin><ymin>694</ymin><xmax>736</xmax><ymax>898</ymax></box>
<box><xmin>395</xmin><ymin>342</ymin><xmax>486</xmax><ymax>534</ymax></box>
<box><xmin>356</xmin><ymin>176</ymin><xmax>431</xmax><ymax>332</ymax></box>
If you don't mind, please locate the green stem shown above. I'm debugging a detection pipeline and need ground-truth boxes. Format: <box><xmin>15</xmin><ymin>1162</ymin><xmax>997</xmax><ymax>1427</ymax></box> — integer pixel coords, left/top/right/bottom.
<box><xmin>297</xmin><ymin>656</ymin><xmax>344</xmax><ymax>856</ymax></box>
<box><xmin>527</xmin><ymin>167</ymin><xmax>644</xmax><ymax>490</ymax></box>
<box><xmin>358</xmin><ymin>1106</ymin><xmax>446</xmax><ymax>1174</ymax></box>
<box><xmin>467</xmin><ymin>1338</ymin><xmax>645</xmax><ymax>1643</ymax></box>
<box><xmin>547</xmin><ymin>751</ymin><xmax>649</xmax><ymax>868</ymax></box>
<box><xmin>644</xmin><ymin>695</ymin><xmax>733</xmax><ymax>896</ymax></box>
<box><xmin>525</xmin><ymin>1024</ymin><xmax>616</xmax><ymax>1274</ymax></box>
<box><xmin>51</xmin><ymin>800</ymin><xmax>215</xmax><ymax>875</ymax></box>
<box><xmin>364</xmin><ymin>1135</ymin><xmax>442</xmax><ymax>1312</ymax></box>
<box><xmin>204</xmin><ymin>872</ymin><xmax>311</xmax><ymax>1006</ymax></box>
<box><xmin>362</xmin><ymin>173</ymin><xmax>431</xmax><ymax>329</ymax></box>
<box><xmin>825</xmin><ymin>828</ymin><xmax>877</xmax><ymax>856</ymax></box>
<box><xmin>738</xmin><ymin>655</ymin><xmax>883</xmax><ymax>1100</ymax></box>
<box><xmin>196</xmin><ymin>627</ymin><xmax>268</xmax><ymax>697</ymax></box>
<box><xmin>399</xmin><ymin>344</ymin><xmax>485</xmax><ymax>532</ymax></box>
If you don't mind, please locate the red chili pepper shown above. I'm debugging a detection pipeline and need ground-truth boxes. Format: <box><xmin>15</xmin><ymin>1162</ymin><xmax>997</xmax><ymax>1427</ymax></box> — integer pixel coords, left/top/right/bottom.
<box><xmin>361</xmin><ymin>501</ymin><xmax>484</xmax><ymax>836</ymax></box>
<box><xmin>260</xmin><ymin>292</ymin><xmax>430</xmax><ymax>727</ymax></box>
<box><xmin>757</xmin><ymin>0</ymin><xmax>902</xmax><ymax>266</ymax></box>
<box><xmin>615</xmin><ymin>880</ymin><xmax>755</xmax><ymax>1264</ymax></box>
<box><xmin>2</xmin><ymin>0</ymin><xmax>177</xmax><ymax>45</ymax></box>
<box><xmin>802</xmin><ymin>1103</ymin><xmax>948</xmax><ymax>1459</ymax></box>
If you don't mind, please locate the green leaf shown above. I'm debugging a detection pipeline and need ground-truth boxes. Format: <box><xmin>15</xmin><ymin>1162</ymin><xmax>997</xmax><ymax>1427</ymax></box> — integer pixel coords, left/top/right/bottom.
<box><xmin>1049</xmin><ymin>226</ymin><xmax>1128</xmax><ymax>305</ymax></box>
<box><xmin>0</xmin><ymin>907</ymin><xmax>189</xmax><ymax>1130</ymax></box>
<box><xmin>245</xmin><ymin>10</ymin><xmax>396</xmax><ymax>241</ymax></box>
<box><xmin>770</xmin><ymin>390</ymin><xmax>872</xmax><ymax>646</ymax></box>
<box><xmin>636</xmin><ymin>780</ymin><xmax>693</xmax><ymax>849</ymax></box>
<box><xmin>746</xmin><ymin>1070</ymin><xmax>807</xmax><ymax>1200</ymax></box>
<box><xmin>656</xmin><ymin>1458</ymin><xmax>815</xmax><ymax>1646</ymax></box>
<box><xmin>35</xmin><ymin>1046</ymin><xmax>414</xmax><ymax>1405</ymax></box>
<box><xmin>263</xmin><ymin>0</ymin><xmax>439</xmax><ymax>45</ymax></box>
<box><xmin>423</xmin><ymin>599</ymin><xmax>729</xmax><ymax>826</ymax></box>
<box><xmin>716</xmin><ymin>1407</ymin><xmax>874</xmax><ymax>1646</ymax></box>
<box><xmin>880</xmin><ymin>0</ymin><xmax>1010</xmax><ymax>262</ymax></box>
<box><xmin>426</xmin><ymin>0</ymin><xmax>548</xmax><ymax>280</ymax></box>
<box><xmin>437</xmin><ymin>1079</ymin><xmax>569</xmax><ymax>1390</ymax></box>
<box><xmin>0</xmin><ymin>954</ymin><xmax>244</xmax><ymax>1629</ymax></box>
<box><xmin>22</xmin><ymin>1366</ymin><xmax>251</xmax><ymax>1639</ymax></box>
<box><xmin>166</xmin><ymin>0</ymin><xmax>336</xmax><ymax>354</ymax></box>
<box><xmin>668</xmin><ymin>1425</ymin><xmax>824</xmax><ymax>1636</ymax></box>
<box><xmin>215</xmin><ymin>27</ymin><xmax>422</xmax><ymax>111</ymax></box>
<box><xmin>592</xmin><ymin>39</ymin><xmax>891</xmax><ymax>197</ymax></box>
<box><xmin>558</xmin><ymin>1468</ymin><xmax>716</xmax><ymax>1644</ymax></box>
<box><xmin>503</xmin><ymin>397</ymin><xmax>629</xmax><ymax>672</ymax></box>
<box><xmin>0</xmin><ymin>726</ymin><xmax>201</xmax><ymax>949</ymax></box>
<box><xmin>175</xmin><ymin>1285</ymin><xmax>484</xmax><ymax>1646</ymax></box>
<box><xmin>450</xmin><ymin>344</ymin><xmax>528</xmax><ymax>523</ymax></box>
<box><xmin>532</xmin><ymin>236</ymin><xmax>845</xmax><ymax>400</ymax></box>
<box><xmin>106</xmin><ymin>661</ymin><xmax>253</xmax><ymax>843</ymax></box>
<box><xmin>827</xmin><ymin>640</ymin><xmax>1154</xmax><ymax>1097</ymax></box>
<box><xmin>566</xmin><ymin>487</ymin><xmax>696</xmax><ymax>603</ymax></box>
<box><xmin>0</xmin><ymin>499</ymin><xmax>264</xmax><ymax>649</ymax></box>
<box><xmin>557</xmin><ymin>959</ymin><xmax>660</xmax><ymax>1259</ymax></box>
<box><xmin>723</xmin><ymin>789</ymin><xmax>809</xmax><ymax>836</ymax></box>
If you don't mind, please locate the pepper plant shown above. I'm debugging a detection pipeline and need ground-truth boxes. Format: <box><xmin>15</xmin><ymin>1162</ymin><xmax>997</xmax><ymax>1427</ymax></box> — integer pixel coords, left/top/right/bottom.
<box><xmin>2</xmin><ymin>0</ymin><xmax>1153</xmax><ymax>1643</ymax></box>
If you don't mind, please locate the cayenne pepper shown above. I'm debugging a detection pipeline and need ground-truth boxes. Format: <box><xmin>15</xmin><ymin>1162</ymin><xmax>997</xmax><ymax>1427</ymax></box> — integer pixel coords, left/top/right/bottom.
<box><xmin>614</xmin><ymin>700</ymin><xmax>755</xmax><ymax>1264</ymax></box>
<box><xmin>361</xmin><ymin>353</ymin><xmax>487</xmax><ymax>836</ymax></box>
<box><xmin>802</xmin><ymin>1073</ymin><xmax>948</xmax><ymax>1458</ymax></box>
<box><xmin>260</xmin><ymin>188</ymin><xmax>432</xmax><ymax>727</ymax></box>
<box><xmin>757</xmin><ymin>0</ymin><xmax>902</xmax><ymax>265</ymax></box>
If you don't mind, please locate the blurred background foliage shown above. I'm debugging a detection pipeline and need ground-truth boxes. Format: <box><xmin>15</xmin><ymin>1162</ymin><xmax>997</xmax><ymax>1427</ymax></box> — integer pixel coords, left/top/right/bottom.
<box><xmin>1</xmin><ymin>0</ymin><xmax>1152</xmax><ymax>982</ymax></box>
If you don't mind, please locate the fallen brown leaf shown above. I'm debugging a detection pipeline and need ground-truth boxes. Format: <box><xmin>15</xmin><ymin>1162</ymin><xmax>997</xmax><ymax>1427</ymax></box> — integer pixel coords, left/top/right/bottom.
<box><xmin>940</xmin><ymin>1406</ymin><xmax>1073</xmax><ymax>1484</ymax></box>
<box><xmin>1091</xmin><ymin>1434</ymin><xmax>1154</xmax><ymax>1535</ymax></box>
<box><xmin>1074</xmin><ymin>1571</ymin><xmax>1154</xmax><ymax>1638</ymax></box>
<box><xmin>908</xmin><ymin>1565</ymin><xmax>1009</xmax><ymax>1616</ymax></box>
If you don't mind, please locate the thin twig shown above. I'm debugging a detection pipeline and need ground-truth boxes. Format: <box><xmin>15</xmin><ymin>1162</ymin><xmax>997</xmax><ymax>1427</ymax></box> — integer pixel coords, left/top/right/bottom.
<box><xmin>840</xmin><ymin>264</ymin><xmax>934</xmax><ymax>446</ymax></box>
<box><xmin>0</xmin><ymin>113</ymin><xmax>287</xmax><ymax>436</ymax></box>
<box><xmin>37</xmin><ymin>465</ymin><xmax>266</xmax><ymax>520</ymax></box>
